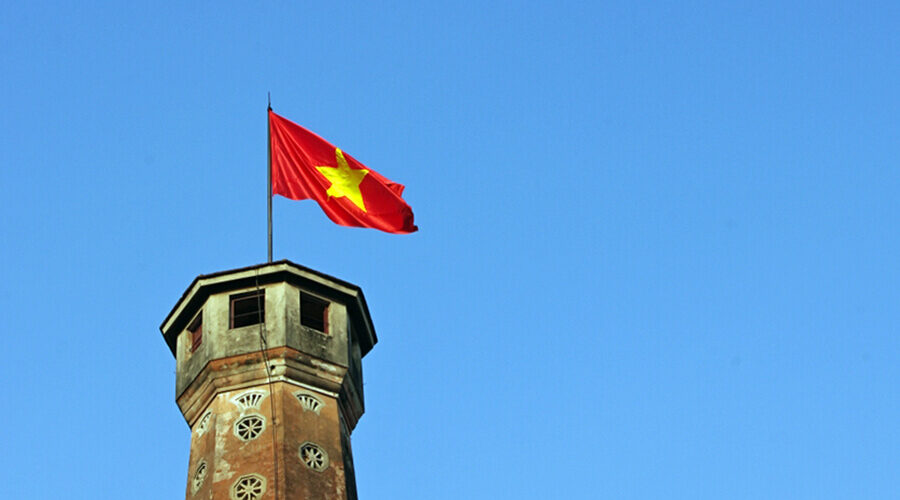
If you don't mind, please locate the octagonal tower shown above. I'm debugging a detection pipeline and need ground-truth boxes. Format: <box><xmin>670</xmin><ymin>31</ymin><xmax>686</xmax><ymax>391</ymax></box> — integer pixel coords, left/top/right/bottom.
<box><xmin>159</xmin><ymin>260</ymin><xmax>376</xmax><ymax>500</ymax></box>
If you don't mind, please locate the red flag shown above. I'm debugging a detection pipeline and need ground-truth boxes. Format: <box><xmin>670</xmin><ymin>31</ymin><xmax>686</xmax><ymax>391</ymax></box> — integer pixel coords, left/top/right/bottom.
<box><xmin>269</xmin><ymin>110</ymin><xmax>417</xmax><ymax>234</ymax></box>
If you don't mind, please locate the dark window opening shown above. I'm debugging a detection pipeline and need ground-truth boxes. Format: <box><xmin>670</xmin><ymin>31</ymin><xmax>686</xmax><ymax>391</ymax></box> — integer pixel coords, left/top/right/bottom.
<box><xmin>231</xmin><ymin>290</ymin><xmax>265</xmax><ymax>329</ymax></box>
<box><xmin>188</xmin><ymin>311</ymin><xmax>203</xmax><ymax>352</ymax></box>
<box><xmin>301</xmin><ymin>292</ymin><xmax>329</xmax><ymax>333</ymax></box>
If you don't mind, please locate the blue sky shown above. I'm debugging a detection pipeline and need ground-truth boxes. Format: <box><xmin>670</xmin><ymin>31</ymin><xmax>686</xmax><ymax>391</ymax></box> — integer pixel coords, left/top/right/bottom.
<box><xmin>1</xmin><ymin>1</ymin><xmax>898</xmax><ymax>498</ymax></box>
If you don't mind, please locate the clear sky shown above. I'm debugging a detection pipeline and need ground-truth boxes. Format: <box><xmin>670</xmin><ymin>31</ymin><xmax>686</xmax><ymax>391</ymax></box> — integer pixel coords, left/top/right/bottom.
<box><xmin>1</xmin><ymin>1</ymin><xmax>898</xmax><ymax>498</ymax></box>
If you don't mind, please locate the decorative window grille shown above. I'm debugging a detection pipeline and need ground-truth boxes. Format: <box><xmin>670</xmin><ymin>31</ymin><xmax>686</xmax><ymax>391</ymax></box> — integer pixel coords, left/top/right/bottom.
<box><xmin>300</xmin><ymin>292</ymin><xmax>329</xmax><ymax>333</ymax></box>
<box><xmin>234</xmin><ymin>415</ymin><xmax>265</xmax><ymax>441</ymax></box>
<box><xmin>230</xmin><ymin>474</ymin><xmax>266</xmax><ymax>500</ymax></box>
<box><xmin>231</xmin><ymin>390</ymin><xmax>267</xmax><ymax>411</ymax></box>
<box><xmin>299</xmin><ymin>442</ymin><xmax>329</xmax><ymax>472</ymax></box>
<box><xmin>293</xmin><ymin>392</ymin><xmax>324</xmax><ymax>415</ymax></box>
<box><xmin>230</xmin><ymin>290</ymin><xmax>265</xmax><ymax>329</ymax></box>
<box><xmin>195</xmin><ymin>412</ymin><xmax>212</xmax><ymax>435</ymax></box>
<box><xmin>191</xmin><ymin>461</ymin><xmax>207</xmax><ymax>495</ymax></box>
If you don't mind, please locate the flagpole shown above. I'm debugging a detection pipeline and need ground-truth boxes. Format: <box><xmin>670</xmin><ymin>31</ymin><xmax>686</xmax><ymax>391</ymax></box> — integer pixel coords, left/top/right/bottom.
<box><xmin>267</xmin><ymin>93</ymin><xmax>273</xmax><ymax>263</ymax></box>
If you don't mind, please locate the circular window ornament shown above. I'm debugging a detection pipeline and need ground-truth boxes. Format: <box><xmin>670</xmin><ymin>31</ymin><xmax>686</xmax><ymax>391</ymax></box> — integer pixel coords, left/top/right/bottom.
<box><xmin>230</xmin><ymin>474</ymin><xmax>266</xmax><ymax>500</ymax></box>
<box><xmin>299</xmin><ymin>442</ymin><xmax>329</xmax><ymax>472</ymax></box>
<box><xmin>234</xmin><ymin>414</ymin><xmax>266</xmax><ymax>441</ymax></box>
<box><xmin>191</xmin><ymin>460</ymin><xmax>207</xmax><ymax>495</ymax></box>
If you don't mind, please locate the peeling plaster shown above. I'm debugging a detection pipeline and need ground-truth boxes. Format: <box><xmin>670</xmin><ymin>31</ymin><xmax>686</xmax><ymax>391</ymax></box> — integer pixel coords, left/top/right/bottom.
<box><xmin>213</xmin><ymin>408</ymin><xmax>236</xmax><ymax>483</ymax></box>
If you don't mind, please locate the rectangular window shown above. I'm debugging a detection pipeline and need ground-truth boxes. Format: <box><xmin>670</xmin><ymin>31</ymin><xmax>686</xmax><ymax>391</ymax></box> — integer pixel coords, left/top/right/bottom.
<box><xmin>231</xmin><ymin>290</ymin><xmax>265</xmax><ymax>329</ymax></box>
<box><xmin>300</xmin><ymin>292</ymin><xmax>329</xmax><ymax>333</ymax></box>
<box><xmin>188</xmin><ymin>311</ymin><xmax>203</xmax><ymax>352</ymax></box>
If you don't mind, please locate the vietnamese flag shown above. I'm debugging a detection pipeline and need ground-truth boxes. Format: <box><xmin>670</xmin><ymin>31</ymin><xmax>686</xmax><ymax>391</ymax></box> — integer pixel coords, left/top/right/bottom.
<box><xmin>269</xmin><ymin>109</ymin><xmax>417</xmax><ymax>234</ymax></box>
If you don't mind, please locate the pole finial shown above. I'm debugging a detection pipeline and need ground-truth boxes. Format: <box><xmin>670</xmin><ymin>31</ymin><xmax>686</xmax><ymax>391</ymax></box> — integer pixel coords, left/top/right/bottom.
<box><xmin>268</xmin><ymin>92</ymin><xmax>272</xmax><ymax>111</ymax></box>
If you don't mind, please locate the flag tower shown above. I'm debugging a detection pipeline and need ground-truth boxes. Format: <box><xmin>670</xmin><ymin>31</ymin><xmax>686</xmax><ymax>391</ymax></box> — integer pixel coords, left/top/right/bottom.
<box><xmin>157</xmin><ymin>106</ymin><xmax>412</xmax><ymax>499</ymax></box>
<box><xmin>159</xmin><ymin>260</ymin><xmax>377</xmax><ymax>499</ymax></box>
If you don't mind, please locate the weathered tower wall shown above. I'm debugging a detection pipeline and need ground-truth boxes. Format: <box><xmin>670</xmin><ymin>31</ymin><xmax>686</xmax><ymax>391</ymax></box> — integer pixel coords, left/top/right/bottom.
<box><xmin>160</xmin><ymin>261</ymin><xmax>376</xmax><ymax>500</ymax></box>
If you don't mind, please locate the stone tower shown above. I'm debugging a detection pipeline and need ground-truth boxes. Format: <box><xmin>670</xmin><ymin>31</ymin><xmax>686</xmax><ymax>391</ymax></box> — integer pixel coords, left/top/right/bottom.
<box><xmin>159</xmin><ymin>260</ymin><xmax>376</xmax><ymax>499</ymax></box>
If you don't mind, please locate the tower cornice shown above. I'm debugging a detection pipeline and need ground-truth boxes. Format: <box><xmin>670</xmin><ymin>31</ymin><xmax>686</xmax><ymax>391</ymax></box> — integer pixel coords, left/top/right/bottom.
<box><xmin>176</xmin><ymin>346</ymin><xmax>363</xmax><ymax>428</ymax></box>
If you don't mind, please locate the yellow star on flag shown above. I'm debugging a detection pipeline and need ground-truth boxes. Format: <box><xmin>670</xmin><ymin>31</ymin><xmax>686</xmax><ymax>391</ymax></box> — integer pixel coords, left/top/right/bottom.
<box><xmin>316</xmin><ymin>148</ymin><xmax>369</xmax><ymax>212</ymax></box>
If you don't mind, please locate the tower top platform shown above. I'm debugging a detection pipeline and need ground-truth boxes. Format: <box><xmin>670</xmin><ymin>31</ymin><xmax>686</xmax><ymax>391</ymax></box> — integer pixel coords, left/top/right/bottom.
<box><xmin>159</xmin><ymin>259</ymin><xmax>377</xmax><ymax>358</ymax></box>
